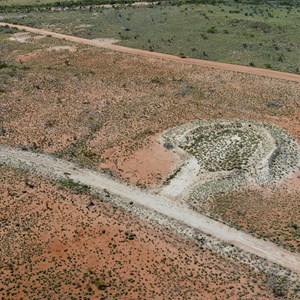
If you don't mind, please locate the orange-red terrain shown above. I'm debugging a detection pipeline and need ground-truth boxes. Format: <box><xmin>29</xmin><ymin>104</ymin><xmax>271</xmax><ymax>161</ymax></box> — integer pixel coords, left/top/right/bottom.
<box><xmin>1</xmin><ymin>31</ymin><xmax>299</xmax><ymax>250</ymax></box>
<box><xmin>1</xmin><ymin>32</ymin><xmax>300</xmax><ymax>183</ymax></box>
<box><xmin>0</xmin><ymin>165</ymin><xmax>277</xmax><ymax>299</ymax></box>
<box><xmin>1</xmin><ymin>27</ymin><xmax>300</xmax><ymax>299</ymax></box>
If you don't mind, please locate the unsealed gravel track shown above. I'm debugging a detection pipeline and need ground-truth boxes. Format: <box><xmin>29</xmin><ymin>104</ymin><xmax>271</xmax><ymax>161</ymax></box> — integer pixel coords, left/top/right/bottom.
<box><xmin>1</xmin><ymin>145</ymin><xmax>300</xmax><ymax>273</ymax></box>
<box><xmin>1</xmin><ymin>22</ymin><xmax>300</xmax><ymax>82</ymax></box>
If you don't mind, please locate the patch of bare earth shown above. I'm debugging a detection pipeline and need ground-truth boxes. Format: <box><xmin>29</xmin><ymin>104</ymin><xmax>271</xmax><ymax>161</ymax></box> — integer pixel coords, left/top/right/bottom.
<box><xmin>92</xmin><ymin>37</ymin><xmax>119</xmax><ymax>45</ymax></box>
<box><xmin>15</xmin><ymin>46</ymin><xmax>77</xmax><ymax>63</ymax></box>
<box><xmin>15</xmin><ymin>51</ymin><xmax>40</xmax><ymax>63</ymax></box>
<box><xmin>8</xmin><ymin>32</ymin><xmax>45</xmax><ymax>43</ymax></box>
<box><xmin>46</xmin><ymin>45</ymin><xmax>77</xmax><ymax>52</ymax></box>
<box><xmin>100</xmin><ymin>135</ymin><xmax>180</xmax><ymax>186</ymax></box>
<box><xmin>0</xmin><ymin>166</ymin><xmax>277</xmax><ymax>299</ymax></box>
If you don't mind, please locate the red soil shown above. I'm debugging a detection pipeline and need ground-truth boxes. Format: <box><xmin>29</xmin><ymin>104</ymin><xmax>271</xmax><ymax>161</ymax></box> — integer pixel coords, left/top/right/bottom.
<box><xmin>100</xmin><ymin>135</ymin><xmax>180</xmax><ymax>185</ymax></box>
<box><xmin>0</xmin><ymin>166</ymin><xmax>276</xmax><ymax>299</ymax></box>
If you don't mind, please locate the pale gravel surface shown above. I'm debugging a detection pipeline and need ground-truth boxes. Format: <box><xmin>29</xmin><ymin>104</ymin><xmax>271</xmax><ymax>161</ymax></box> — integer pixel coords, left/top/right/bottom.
<box><xmin>1</xmin><ymin>145</ymin><xmax>300</xmax><ymax>274</ymax></box>
<box><xmin>161</xmin><ymin>156</ymin><xmax>200</xmax><ymax>198</ymax></box>
<box><xmin>1</xmin><ymin>22</ymin><xmax>300</xmax><ymax>82</ymax></box>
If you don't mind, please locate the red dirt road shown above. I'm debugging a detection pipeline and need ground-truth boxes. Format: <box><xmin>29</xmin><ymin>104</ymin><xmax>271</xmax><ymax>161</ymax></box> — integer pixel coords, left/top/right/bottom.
<box><xmin>1</xmin><ymin>22</ymin><xmax>300</xmax><ymax>82</ymax></box>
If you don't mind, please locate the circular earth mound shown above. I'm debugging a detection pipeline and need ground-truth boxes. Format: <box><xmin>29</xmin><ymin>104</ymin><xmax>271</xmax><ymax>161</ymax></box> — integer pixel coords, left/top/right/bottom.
<box><xmin>163</xmin><ymin>120</ymin><xmax>299</xmax><ymax>185</ymax></box>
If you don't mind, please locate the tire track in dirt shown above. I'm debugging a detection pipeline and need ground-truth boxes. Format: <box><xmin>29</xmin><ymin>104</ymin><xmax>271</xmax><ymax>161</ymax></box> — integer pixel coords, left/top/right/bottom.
<box><xmin>1</xmin><ymin>145</ymin><xmax>300</xmax><ymax>273</ymax></box>
<box><xmin>1</xmin><ymin>22</ymin><xmax>300</xmax><ymax>82</ymax></box>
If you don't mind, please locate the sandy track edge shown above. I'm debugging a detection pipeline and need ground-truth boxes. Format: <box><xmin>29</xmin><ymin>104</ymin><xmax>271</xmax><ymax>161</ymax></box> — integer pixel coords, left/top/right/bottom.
<box><xmin>0</xmin><ymin>145</ymin><xmax>300</xmax><ymax>274</ymax></box>
<box><xmin>1</xmin><ymin>22</ymin><xmax>300</xmax><ymax>82</ymax></box>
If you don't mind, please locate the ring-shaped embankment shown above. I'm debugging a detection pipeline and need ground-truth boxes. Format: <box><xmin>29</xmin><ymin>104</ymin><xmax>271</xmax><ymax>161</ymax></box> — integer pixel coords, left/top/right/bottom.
<box><xmin>161</xmin><ymin>120</ymin><xmax>299</xmax><ymax>200</ymax></box>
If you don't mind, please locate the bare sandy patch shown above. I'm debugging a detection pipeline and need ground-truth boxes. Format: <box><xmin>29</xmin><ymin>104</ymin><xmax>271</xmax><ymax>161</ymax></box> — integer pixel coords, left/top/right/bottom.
<box><xmin>75</xmin><ymin>24</ymin><xmax>93</xmax><ymax>29</ymax></box>
<box><xmin>92</xmin><ymin>37</ymin><xmax>120</xmax><ymax>45</ymax></box>
<box><xmin>46</xmin><ymin>45</ymin><xmax>77</xmax><ymax>52</ymax></box>
<box><xmin>131</xmin><ymin>1</ymin><xmax>159</xmax><ymax>7</ymax></box>
<box><xmin>161</xmin><ymin>156</ymin><xmax>200</xmax><ymax>198</ymax></box>
<box><xmin>15</xmin><ymin>51</ymin><xmax>40</xmax><ymax>62</ymax></box>
<box><xmin>100</xmin><ymin>135</ymin><xmax>180</xmax><ymax>186</ymax></box>
<box><xmin>8</xmin><ymin>32</ymin><xmax>45</xmax><ymax>43</ymax></box>
<box><xmin>14</xmin><ymin>46</ymin><xmax>76</xmax><ymax>63</ymax></box>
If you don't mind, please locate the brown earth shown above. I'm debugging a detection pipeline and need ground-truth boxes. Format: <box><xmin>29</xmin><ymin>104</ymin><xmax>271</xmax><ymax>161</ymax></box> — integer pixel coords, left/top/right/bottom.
<box><xmin>198</xmin><ymin>181</ymin><xmax>300</xmax><ymax>253</ymax></box>
<box><xmin>1</xmin><ymin>28</ymin><xmax>300</xmax><ymax>186</ymax></box>
<box><xmin>0</xmin><ymin>24</ymin><xmax>300</xmax><ymax>289</ymax></box>
<box><xmin>2</xmin><ymin>145</ymin><xmax>300</xmax><ymax>272</ymax></box>
<box><xmin>0</xmin><ymin>165</ymin><xmax>279</xmax><ymax>299</ymax></box>
<box><xmin>100</xmin><ymin>135</ymin><xmax>180</xmax><ymax>186</ymax></box>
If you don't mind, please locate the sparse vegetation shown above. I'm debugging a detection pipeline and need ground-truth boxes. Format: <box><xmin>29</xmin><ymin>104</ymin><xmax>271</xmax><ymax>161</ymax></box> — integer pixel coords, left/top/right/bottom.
<box><xmin>0</xmin><ymin>164</ymin><xmax>286</xmax><ymax>299</ymax></box>
<box><xmin>58</xmin><ymin>178</ymin><xmax>91</xmax><ymax>194</ymax></box>
<box><xmin>2</xmin><ymin>1</ymin><xmax>300</xmax><ymax>72</ymax></box>
<box><xmin>164</xmin><ymin>119</ymin><xmax>299</xmax><ymax>182</ymax></box>
<box><xmin>162</xmin><ymin>119</ymin><xmax>300</xmax><ymax>253</ymax></box>
<box><xmin>0</xmin><ymin>5</ymin><xmax>299</xmax><ymax>298</ymax></box>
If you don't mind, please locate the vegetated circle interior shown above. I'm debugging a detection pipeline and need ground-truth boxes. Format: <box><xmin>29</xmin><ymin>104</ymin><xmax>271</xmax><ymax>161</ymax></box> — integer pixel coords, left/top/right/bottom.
<box><xmin>163</xmin><ymin>119</ymin><xmax>300</xmax><ymax>184</ymax></box>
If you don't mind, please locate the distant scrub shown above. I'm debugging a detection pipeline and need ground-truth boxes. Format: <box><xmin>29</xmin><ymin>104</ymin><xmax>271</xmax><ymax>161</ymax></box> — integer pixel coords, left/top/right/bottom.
<box><xmin>2</xmin><ymin>0</ymin><xmax>299</xmax><ymax>72</ymax></box>
<box><xmin>1</xmin><ymin>0</ymin><xmax>299</xmax><ymax>12</ymax></box>
<box><xmin>0</xmin><ymin>0</ymin><xmax>149</xmax><ymax>12</ymax></box>
<box><xmin>185</xmin><ymin>0</ymin><xmax>299</xmax><ymax>7</ymax></box>
<box><xmin>0</xmin><ymin>0</ymin><xmax>135</xmax><ymax>12</ymax></box>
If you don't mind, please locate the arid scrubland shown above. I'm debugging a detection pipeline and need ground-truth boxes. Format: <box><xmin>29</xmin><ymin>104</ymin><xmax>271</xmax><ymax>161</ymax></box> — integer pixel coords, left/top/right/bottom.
<box><xmin>1</xmin><ymin>27</ymin><xmax>300</xmax><ymax>249</ymax></box>
<box><xmin>0</xmin><ymin>165</ymin><xmax>282</xmax><ymax>299</ymax></box>
<box><xmin>1</xmin><ymin>24</ymin><xmax>300</xmax><ymax>299</ymax></box>
<box><xmin>2</xmin><ymin>1</ymin><xmax>300</xmax><ymax>73</ymax></box>
<box><xmin>1</xmin><ymin>28</ymin><xmax>300</xmax><ymax>167</ymax></box>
